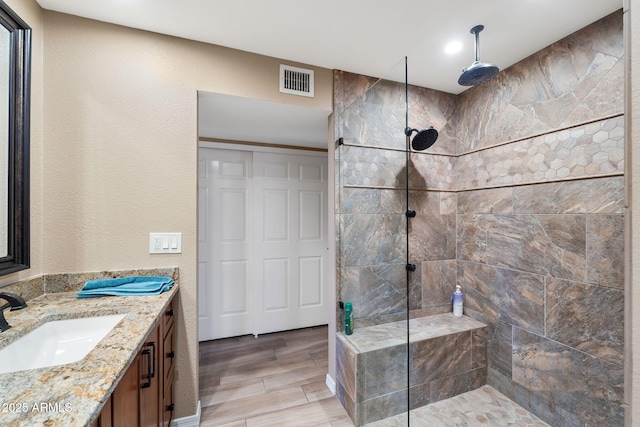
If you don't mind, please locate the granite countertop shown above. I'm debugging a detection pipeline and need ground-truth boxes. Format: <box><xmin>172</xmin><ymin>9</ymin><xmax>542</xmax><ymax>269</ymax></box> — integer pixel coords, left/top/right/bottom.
<box><xmin>0</xmin><ymin>285</ymin><xmax>178</xmax><ymax>427</ymax></box>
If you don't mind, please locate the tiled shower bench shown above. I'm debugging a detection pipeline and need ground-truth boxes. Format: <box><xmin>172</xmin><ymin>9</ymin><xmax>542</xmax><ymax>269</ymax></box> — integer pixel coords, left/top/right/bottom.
<box><xmin>335</xmin><ymin>313</ymin><xmax>488</xmax><ymax>425</ymax></box>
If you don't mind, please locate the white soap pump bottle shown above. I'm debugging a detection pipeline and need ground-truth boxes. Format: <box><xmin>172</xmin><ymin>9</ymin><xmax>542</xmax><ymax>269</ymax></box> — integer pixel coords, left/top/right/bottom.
<box><xmin>453</xmin><ymin>285</ymin><xmax>463</xmax><ymax>317</ymax></box>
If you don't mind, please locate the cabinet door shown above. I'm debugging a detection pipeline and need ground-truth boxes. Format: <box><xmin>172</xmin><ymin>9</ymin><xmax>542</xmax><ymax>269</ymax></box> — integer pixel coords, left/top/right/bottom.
<box><xmin>140</xmin><ymin>323</ymin><xmax>160</xmax><ymax>427</ymax></box>
<box><xmin>112</xmin><ymin>354</ymin><xmax>140</xmax><ymax>427</ymax></box>
<box><xmin>91</xmin><ymin>395</ymin><xmax>112</xmax><ymax>427</ymax></box>
<box><xmin>161</xmin><ymin>322</ymin><xmax>175</xmax><ymax>427</ymax></box>
<box><xmin>161</xmin><ymin>385</ymin><xmax>174</xmax><ymax>427</ymax></box>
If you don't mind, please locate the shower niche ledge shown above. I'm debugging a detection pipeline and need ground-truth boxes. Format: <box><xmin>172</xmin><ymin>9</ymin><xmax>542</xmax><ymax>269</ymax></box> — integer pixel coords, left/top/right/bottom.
<box><xmin>335</xmin><ymin>313</ymin><xmax>488</xmax><ymax>426</ymax></box>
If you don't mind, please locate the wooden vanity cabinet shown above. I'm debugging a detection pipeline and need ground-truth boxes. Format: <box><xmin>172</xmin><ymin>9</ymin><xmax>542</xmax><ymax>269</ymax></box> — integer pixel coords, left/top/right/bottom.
<box><xmin>92</xmin><ymin>296</ymin><xmax>176</xmax><ymax>427</ymax></box>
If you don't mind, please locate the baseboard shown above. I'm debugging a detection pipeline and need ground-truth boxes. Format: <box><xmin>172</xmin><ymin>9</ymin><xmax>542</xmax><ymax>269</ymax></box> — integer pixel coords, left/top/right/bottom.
<box><xmin>326</xmin><ymin>373</ymin><xmax>336</xmax><ymax>395</ymax></box>
<box><xmin>171</xmin><ymin>401</ymin><xmax>201</xmax><ymax>427</ymax></box>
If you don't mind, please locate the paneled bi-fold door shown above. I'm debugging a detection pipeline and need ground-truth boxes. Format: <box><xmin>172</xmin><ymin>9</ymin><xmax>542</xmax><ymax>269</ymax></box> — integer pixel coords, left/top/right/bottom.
<box><xmin>198</xmin><ymin>147</ymin><xmax>328</xmax><ymax>341</ymax></box>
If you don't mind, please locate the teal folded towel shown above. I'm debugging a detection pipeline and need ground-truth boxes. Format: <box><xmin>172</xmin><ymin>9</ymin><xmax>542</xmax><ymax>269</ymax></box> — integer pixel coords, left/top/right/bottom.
<box><xmin>76</xmin><ymin>276</ymin><xmax>174</xmax><ymax>298</ymax></box>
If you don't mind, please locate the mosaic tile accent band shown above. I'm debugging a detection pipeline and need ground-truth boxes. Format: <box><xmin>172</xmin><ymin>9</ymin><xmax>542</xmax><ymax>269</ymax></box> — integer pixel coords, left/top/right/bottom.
<box><xmin>343</xmin><ymin>115</ymin><xmax>624</xmax><ymax>192</ymax></box>
<box><xmin>455</xmin><ymin>115</ymin><xmax>624</xmax><ymax>190</ymax></box>
<box><xmin>340</xmin><ymin>145</ymin><xmax>406</xmax><ymax>189</ymax></box>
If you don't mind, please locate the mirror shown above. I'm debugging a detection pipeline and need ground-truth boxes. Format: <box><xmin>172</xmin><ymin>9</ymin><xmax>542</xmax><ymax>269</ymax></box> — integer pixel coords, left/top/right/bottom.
<box><xmin>0</xmin><ymin>1</ymin><xmax>30</xmax><ymax>275</ymax></box>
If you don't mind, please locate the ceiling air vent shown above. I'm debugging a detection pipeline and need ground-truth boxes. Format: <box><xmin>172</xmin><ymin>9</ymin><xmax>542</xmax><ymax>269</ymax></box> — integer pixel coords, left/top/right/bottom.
<box><xmin>280</xmin><ymin>64</ymin><xmax>314</xmax><ymax>98</ymax></box>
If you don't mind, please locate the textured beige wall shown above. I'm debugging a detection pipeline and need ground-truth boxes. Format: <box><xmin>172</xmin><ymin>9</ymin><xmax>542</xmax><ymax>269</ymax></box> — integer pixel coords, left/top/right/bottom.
<box><xmin>36</xmin><ymin>10</ymin><xmax>331</xmax><ymax>420</ymax></box>
<box><xmin>2</xmin><ymin>0</ymin><xmax>43</xmax><ymax>286</ymax></box>
<box><xmin>625</xmin><ymin>0</ymin><xmax>639</xmax><ymax>424</ymax></box>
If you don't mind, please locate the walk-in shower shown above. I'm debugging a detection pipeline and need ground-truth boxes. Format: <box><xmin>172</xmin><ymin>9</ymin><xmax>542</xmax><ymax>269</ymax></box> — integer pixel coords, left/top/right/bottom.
<box><xmin>334</xmin><ymin>11</ymin><xmax>625</xmax><ymax>424</ymax></box>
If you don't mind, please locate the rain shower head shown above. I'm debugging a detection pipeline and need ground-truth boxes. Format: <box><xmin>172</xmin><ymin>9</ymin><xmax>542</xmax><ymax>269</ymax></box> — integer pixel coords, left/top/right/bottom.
<box><xmin>458</xmin><ymin>25</ymin><xmax>499</xmax><ymax>86</ymax></box>
<box><xmin>405</xmin><ymin>127</ymin><xmax>438</xmax><ymax>151</ymax></box>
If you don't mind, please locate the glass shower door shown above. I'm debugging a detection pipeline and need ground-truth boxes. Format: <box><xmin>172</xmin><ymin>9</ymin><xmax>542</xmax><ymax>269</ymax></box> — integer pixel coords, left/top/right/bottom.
<box><xmin>334</xmin><ymin>58</ymin><xmax>411</xmax><ymax>426</ymax></box>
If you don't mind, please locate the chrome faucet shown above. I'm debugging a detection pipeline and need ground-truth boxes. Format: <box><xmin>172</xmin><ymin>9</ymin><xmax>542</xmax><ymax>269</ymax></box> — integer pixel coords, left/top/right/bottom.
<box><xmin>0</xmin><ymin>292</ymin><xmax>27</xmax><ymax>332</ymax></box>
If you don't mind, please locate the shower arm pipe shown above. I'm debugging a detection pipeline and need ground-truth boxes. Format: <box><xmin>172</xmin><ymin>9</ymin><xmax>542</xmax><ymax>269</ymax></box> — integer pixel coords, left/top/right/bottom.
<box><xmin>473</xmin><ymin>25</ymin><xmax>481</xmax><ymax>62</ymax></box>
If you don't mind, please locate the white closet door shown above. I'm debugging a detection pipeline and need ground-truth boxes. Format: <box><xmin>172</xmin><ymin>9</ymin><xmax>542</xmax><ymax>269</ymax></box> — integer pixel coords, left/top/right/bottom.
<box><xmin>198</xmin><ymin>148</ymin><xmax>253</xmax><ymax>341</ymax></box>
<box><xmin>198</xmin><ymin>147</ymin><xmax>328</xmax><ymax>341</ymax></box>
<box><xmin>253</xmin><ymin>152</ymin><xmax>327</xmax><ymax>335</ymax></box>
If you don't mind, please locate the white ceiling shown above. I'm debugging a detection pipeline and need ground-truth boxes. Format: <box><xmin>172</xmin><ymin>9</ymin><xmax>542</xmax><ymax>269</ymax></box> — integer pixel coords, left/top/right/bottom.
<box><xmin>35</xmin><ymin>0</ymin><xmax>623</xmax><ymax>147</ymax></box>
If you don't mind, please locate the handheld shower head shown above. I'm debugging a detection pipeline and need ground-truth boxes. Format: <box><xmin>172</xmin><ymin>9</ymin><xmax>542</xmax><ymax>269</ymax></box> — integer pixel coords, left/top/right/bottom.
<box><xmin>405</xmin><ymin>127</ymin><xmax>438</xmax><ymax>151</ymax></box>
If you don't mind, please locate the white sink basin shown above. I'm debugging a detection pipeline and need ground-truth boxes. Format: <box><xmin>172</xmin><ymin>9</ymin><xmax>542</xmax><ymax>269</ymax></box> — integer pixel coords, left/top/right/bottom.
<box><xmin>0</xmin><ymin>314</ymin><xmax>126</xmax><ymax>374</ymax></box>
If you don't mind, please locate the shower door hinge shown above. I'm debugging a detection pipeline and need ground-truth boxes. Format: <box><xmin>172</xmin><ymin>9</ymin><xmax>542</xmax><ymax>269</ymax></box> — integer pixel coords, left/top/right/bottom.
<box><xmin>406</xmin><ymin>210</ymin><xmax>416</xmax><ymax>218</ymax></box>
<box><xmin>406</xmin><ymin>264</ymin><xmax>416</xmax><ymax>272</ymax></box>
<box><xmin>335</xmin><ymin>137</ymin><xmax>344</xmax><ymax>147</ymax></box>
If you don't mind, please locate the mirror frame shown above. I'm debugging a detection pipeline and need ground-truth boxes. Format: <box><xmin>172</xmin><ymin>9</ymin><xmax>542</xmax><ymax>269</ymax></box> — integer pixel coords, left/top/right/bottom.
<box><xmin>0</xmin><ymin>1</ymin><xmax>30</xmax><ymax>276</ymax></box>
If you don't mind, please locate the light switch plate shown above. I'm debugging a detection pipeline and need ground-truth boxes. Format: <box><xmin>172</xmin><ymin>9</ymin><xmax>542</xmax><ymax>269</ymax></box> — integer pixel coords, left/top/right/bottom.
<box><xmin>149</xmin><ymin>233</ymin><xmax>182</xmax><ymax>254</ymax></box>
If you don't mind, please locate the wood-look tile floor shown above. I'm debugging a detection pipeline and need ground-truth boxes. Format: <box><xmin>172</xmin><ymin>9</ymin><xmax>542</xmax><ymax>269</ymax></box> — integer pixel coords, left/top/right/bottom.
<box><xmin>199</xmin><ymin>325</ymin><xmax>354</xmax><ymax>427</ymax></box>
<box><xmin>199</xmin><ymin>326</ymin><xmax>548</xmax><ymax>427</ymax></box>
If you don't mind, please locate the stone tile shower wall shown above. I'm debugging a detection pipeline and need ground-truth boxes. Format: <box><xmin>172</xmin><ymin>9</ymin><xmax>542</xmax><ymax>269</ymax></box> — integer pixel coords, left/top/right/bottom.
<box><xmin>454</xmin><ymin>11</ymin><xmax>624</xmax><ymax>427</ymax></box>
<box><xmin>335</xmin><ymin>72</ymin><xmax>459</xmax><ymax>329</ymax></box>
<box><xmin>336</xmin><ymin>77</ymin><xmax>407</xmax><ymax>330</ymax></box>
<box><xmin>334</xmin><ymin>9</ymin><xmax>624</xmax><ymax>427</ymax></box>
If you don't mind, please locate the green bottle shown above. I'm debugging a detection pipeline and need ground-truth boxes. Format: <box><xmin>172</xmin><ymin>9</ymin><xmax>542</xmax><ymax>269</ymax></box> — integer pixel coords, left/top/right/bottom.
<box><xmin>345</xmin><ymin>302</ymin><xmax>353</xmax><ymax>335</ymax></box>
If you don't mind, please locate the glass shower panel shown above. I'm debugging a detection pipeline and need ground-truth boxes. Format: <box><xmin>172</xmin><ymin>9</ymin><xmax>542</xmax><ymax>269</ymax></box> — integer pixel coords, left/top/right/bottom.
<box><xmin>334</xmin><ymin>58</ymin><xmax>410</xmax><ymax>426</ymax></box>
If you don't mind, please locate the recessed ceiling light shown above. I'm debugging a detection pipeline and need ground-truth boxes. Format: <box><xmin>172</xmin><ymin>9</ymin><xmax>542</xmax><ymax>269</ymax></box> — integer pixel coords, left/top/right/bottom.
<box><xmin>444</xmin><ymin>41</ymin><xmax>463</xmax><ymax>55</ymax></box>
